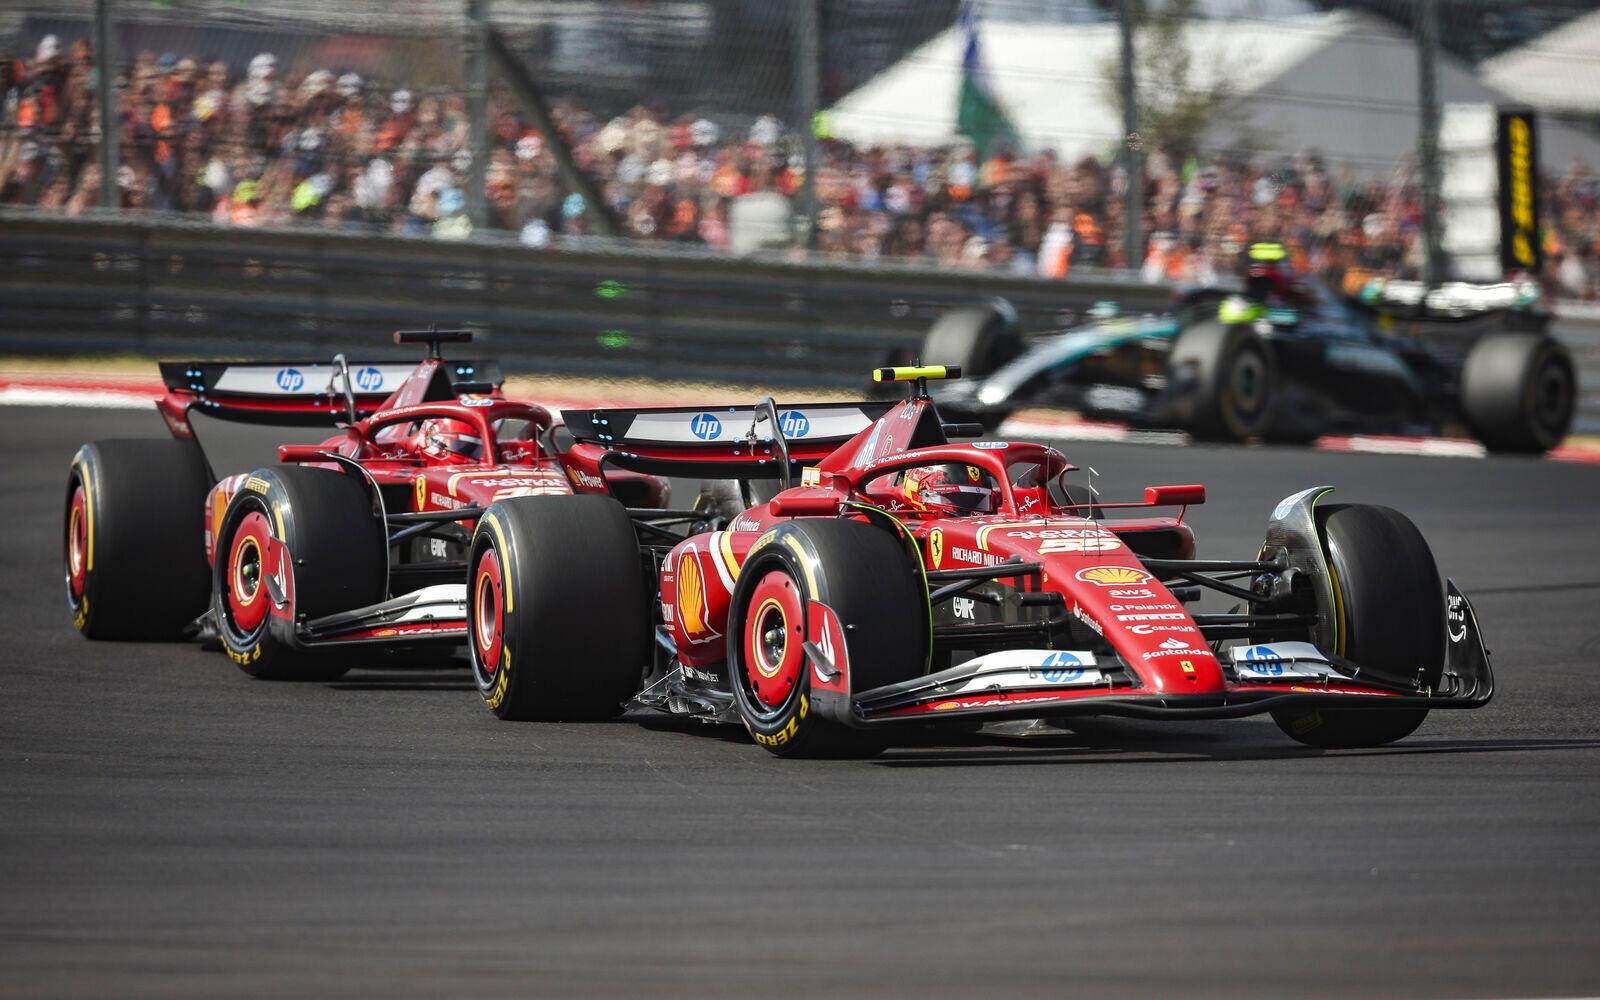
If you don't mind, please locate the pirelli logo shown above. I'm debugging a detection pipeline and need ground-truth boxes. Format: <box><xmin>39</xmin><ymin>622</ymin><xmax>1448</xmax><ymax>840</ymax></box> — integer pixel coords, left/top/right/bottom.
<box><xmin>1497</xmin><ymin>109</ymin><xmax>1541</xmax><ymax>273</ymax></box>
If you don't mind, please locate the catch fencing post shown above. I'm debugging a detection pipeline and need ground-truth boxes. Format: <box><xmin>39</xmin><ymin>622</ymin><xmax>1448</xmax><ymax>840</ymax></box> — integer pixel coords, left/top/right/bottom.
<box><xmin>1118</xmin><ymin>0</ymin><xmax>1142</xmax><ymax>272</ymax></box>
<box><xmin>94</xmin><ymin>0</ymin><xmax>119</xmax><ymax>210</ymax></box>
<box><xmin>794</xmin><ymin>0</ymin><xmax>820</xmax><ymax>251</ymax></box>
<box><xmin>464</xmin><ymin>0</ymin><xmax>490</xmax><ymax>229</ymax></box>
<box><xmin>1417</xmin><ymin>0</ymin><xmax>1446</xmax><ymax>285</ymax></box>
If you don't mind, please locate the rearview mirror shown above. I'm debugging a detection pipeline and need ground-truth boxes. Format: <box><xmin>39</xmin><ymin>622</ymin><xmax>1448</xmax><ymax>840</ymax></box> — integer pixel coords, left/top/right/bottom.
<box><xmin>1144</xmin><ymin>484</ymin><xmax>1206</xmax><ymax>507</ymax></box>
<box><xmin>769</xmin><ymin>492</ymin><xmax>842</xmax><ymax>517</ymax></box>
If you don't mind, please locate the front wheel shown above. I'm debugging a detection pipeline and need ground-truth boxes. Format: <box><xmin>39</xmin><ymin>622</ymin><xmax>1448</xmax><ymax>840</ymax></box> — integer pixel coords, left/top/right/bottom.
<box><xmin>1270</xmin><ymin>503</ymin><xmax>1441</xmax><ymax>748</ymax></box>
<box><xmin>728</xmin><ymin>518</ymin><xmax>928</xmax><ymax>758</ymax></box>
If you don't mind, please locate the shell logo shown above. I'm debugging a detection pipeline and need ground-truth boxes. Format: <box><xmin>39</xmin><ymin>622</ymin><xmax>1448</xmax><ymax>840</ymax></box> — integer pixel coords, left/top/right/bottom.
<box><xmin>928</xmin><ymin>527</ymin><xmax>944</xmax><ymax>569</ymax></box>
<box><xmin>932</xmin><ymin>701</ymin><xmax>961</xmax><ymax>712</ymax></box>
<box><xmin>679</xmin><ymin>551</ymin><xmax>707</xmax><ymax>637</ymax></box>
<box><xmin>1075</xmin><ymin>565</ymin><xmax>1153</xmax><ymax>587</ymax></box>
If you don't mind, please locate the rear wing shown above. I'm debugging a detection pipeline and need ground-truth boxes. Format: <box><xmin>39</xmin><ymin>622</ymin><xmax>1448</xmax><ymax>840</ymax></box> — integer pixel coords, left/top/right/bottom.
<box><xmin>563</xmin><ymin>401</ymin><xmax>894</xmax><ymax>479</ymax></box>
<box><xmin>1356</xmin><ymin>278</ymin><xmax>1548</xmax><ymax>323</ymax></box>
<box><xmin>157</xmin><ymin>358</ymin><xmax>503</xmax><ymax>426</ymax></box>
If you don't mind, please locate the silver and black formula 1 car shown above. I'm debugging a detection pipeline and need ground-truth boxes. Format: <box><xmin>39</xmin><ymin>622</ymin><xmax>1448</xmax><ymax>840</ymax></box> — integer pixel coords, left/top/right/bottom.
<box><xmin>460</xmin><ymin>365</ymin><xmax>1493</xmax><ymax>757</ymax></box>
<box><xmin>927</xmin><ymin>255</ymin><xmax>1575</xmax><ymax>453</ymax></box>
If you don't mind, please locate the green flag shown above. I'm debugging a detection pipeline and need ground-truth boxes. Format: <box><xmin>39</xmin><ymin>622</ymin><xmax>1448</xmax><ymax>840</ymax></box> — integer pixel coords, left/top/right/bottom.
<box><xmin>955</xmin><ymin>4</ymin><xmax>1020</xmax><ymax>157</ymax></box>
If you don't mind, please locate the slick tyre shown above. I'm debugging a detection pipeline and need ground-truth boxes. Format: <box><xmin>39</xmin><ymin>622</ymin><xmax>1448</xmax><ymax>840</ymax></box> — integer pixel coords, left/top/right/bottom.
<box><xmin>1168</xmin><ymin>320</ymin><xmax>1277</xmax><ymax>441</ymax></box>
<box><xmin>469</xmin><ymin>495</ymin><xmax>650</xmax><ymax>720</ymax></box>
<box><xmin>1460</xmin><ymin>334</ymin><xmax>1575</xmax><ymax>453</ymax></box>
<box><xmin>728</xmin><ymin>518</ymin><xmax>928</xmax><ymax>759</ymax></box>
<box><xmin>65</xmin><ymin>439</ymin><xmax>212</xmax><ymax>639</ymax></box>
<box><xmin>1270</xmin><ymin>504</ymin><xmax>1442</xmax><ymax>748</ymax></box>
<box><xmin>921</xmin><ymin>300</ymin><xmax>1024</xmax><ymax>379</ymax></box>
<box><xmin>213</xmin><ymin>466</ymin><xmax>385</xmax><ymax>681</ymax></box>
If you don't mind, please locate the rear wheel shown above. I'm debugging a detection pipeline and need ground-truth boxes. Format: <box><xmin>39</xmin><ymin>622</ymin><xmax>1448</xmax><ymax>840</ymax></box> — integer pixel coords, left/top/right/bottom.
<box><xmin>1460</xmin><ymin>334</ymin><xmax>1575</xmax><ymax>453</ymax></box>
<box><xmin>65</xmin><ymin>439</ymin><xmax>211</xmax><ymax>639</ymax></box>
<box><xmin>1168</xmin><ymin>320</ymin><xmax>1277</xmax><ymax>441</ymax></box>
<box><xmin>1270</xmin><ymin>503</ymin><xmax>1441</xmax><ymax>748</ymax></box>
<box><xmin>728</xmin><ymin>518</ymin><xmax>928</xmax><ymax>758</ymax></box>
<box><xmin>213</xmin><ymin>466</ymin><xmax>385</xmax><ymax>681</ymax></box>
<box><xmin>469</xmin><ymin>495</ymin><xmax>650</xmax><ymax>720</ymax></box>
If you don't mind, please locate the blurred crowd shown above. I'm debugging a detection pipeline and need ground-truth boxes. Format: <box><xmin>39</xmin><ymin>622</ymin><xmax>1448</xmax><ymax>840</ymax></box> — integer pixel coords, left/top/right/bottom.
<box><xmin>5</xmin><ymin>32</ymin><xmax>1600</xmax><ymax>298</ymax></box>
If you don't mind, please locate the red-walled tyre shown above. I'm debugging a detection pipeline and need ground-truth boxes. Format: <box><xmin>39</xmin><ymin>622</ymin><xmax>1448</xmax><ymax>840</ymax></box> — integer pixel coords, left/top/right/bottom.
<box><xmin>468</xmin><ymin>495</ymin><xmax>650</xmax><ymax>720</ymax></box>
<box><xmin>64</xmin><ymin>439</ymin><xmax>211</xmax><ymax>639</ymax></box>
<box><xmin>727</xmin><ymin>518</ymin><xmax>927</xmax><ymax>759</ymax></box>
<box><xmin>212</xmin><ymin>466</ymin><xmax>385</xmax><ymax>681</ymax></box>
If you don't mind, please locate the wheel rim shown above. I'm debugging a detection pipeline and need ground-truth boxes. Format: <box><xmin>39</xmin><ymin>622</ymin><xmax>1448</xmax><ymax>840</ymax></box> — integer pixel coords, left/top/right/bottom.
<box><xmin>224</xmin><ymin>510</ymin><xmax>274</xmax><ymax>636</ymax></box>
<box><xmin>1227</xmin><ymin>348</ymin><xmax>1268</xmax><ymax>419</ymax></box>
<box><xmin>66</xmin><ymin>483</ymin><xmax>88</xmax><ymax>600</ymax></box>
<box><xmin>1532</xmin><ymin>358</ymin><xmax>1573</xmax><ymax>440</ymax></box>
<box><xmin>472</xmin><ymin>546</ymin><xmax>504</xmax><ymax>678</ymax></box>
<box><xmin>742</xmin><ymin>569</ymin><xmax>805</xmax><ymax>711</ymax></box>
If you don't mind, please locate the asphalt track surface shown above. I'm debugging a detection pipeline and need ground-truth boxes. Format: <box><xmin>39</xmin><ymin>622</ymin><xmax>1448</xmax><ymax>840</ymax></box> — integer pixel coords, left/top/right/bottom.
<box><xmin>4</xmin><ymin>404</ymin><xmax>1600</xmax><ymax>1000</ymax></box>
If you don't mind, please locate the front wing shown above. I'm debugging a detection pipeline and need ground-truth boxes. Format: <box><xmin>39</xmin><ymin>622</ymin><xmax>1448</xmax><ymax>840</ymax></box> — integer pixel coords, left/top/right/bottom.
<box><xmin>805</xmin><ymin>580</ymin><xmax>1493</xmax><ymax>729</ymax></box>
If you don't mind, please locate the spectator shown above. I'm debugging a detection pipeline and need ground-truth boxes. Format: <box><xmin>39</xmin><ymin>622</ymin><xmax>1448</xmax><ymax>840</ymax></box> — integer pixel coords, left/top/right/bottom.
<box><xmin>4</xmin><ymin>31</ymin><xmax>1598</xmax><ymax>299</ymax></box>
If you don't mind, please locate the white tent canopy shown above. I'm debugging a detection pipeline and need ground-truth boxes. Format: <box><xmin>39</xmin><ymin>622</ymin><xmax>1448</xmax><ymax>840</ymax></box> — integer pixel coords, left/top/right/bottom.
<box><xmin>825</xmin><ymin>10</ymin><xmax>1600</xmax><ymax>174</ymax></box>
<box><xmin>1480</xmin><ymin>11</ymin><xmax>1600</xmax><ymax>115</ymax></box>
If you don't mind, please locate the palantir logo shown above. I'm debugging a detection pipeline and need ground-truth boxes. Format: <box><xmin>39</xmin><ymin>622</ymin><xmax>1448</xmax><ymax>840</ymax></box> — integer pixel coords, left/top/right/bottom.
<box><xmin>1040</xmin><ymin>650</ymin><xmax>1083</xmax><ymax>683</ymax></box>
<box><xmin>778</xmin><ymin>410</ymin><xmax>810</xmax><ymax>438</ymax></box>
<box><xmin>690</xmin><ymin>412</ymin><xmax>722</xmax><ymax>440</ymax></box>
<box><xmin>354</xmin><ymin>366</ymin><xmax>384</xmax><ymax>392</ymax></box>
<box><xmin>275</xmin><ymin>367</ymin><xmax>304</xmax><ymax>392</ymax></box>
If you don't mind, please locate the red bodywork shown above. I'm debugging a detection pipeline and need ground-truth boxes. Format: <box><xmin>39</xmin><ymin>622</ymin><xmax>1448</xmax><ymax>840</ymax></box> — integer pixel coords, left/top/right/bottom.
<box><xmin>629</xmin><ymin>394</ymin><xmax>1480</xmax><ymax>728</ymax></box>
<box><xmin>158</xmin><ymin>348</ymin><xmax>667</xmax><ymax>649</ymax></box>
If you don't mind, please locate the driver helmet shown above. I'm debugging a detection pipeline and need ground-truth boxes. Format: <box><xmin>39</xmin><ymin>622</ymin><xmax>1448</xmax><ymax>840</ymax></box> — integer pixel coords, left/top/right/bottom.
<box><xmin>419</xmin><ymin>417</ymin><xmax>482</xmax><ymax>464</ymax></box>
<box><xmin>900</xmin><ymin>463</ymin><xmax>997</xmax><ymax>517</ymax></box>
<box><xmin>1244</xmin><ymin>241</ymin><xmax>1290</xmax><ymax>302</ymax></box>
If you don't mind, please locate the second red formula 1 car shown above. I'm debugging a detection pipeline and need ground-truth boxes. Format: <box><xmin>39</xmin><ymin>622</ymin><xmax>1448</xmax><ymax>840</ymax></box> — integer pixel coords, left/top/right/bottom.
<box><xmin>63</xmin><ymin>329</ymin><xmax>671</xmax><ymax>680</ymax></box>
<box><xmin>465</xmin><ymin>366</ymin><xmax>1493</xmax><ymax>756</ymax></box>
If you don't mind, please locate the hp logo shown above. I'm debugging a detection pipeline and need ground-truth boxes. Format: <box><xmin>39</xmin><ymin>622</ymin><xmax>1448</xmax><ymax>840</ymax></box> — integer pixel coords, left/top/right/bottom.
<box><xmin>275</xmin><ymin>368</ymin><xmax>304</xmax><ymax>392</ymax></box>
<box><xmin>1240</xmin><ymin>646</ymin><xmax>1284</xmax><ymax>675</ymax></box>
<box><xmin>778</xmin><ymin>410</ymin><xmax>810</xmax><ymax>438</ymax></box>
<box><xmin>354</xmin><ymin>366</ymin><xmax>384</xmax><ymax>392</ymax></box>
<box><xmin>1040</xmin><ymin>650</ymin><xmax>1083</xmax><ymax>683</ymax></box>
<box><xmin>689</xmin><ymin>413</ymin><xmax>722</xmax><ymax>441</ymax></box>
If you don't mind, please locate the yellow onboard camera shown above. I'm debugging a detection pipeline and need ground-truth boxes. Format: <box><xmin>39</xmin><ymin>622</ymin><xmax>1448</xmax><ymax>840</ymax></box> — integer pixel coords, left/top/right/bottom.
<box><xmin>872</xmin><ymin>364</ymin><xmax>962</xmax><ymax>383</ymax></box>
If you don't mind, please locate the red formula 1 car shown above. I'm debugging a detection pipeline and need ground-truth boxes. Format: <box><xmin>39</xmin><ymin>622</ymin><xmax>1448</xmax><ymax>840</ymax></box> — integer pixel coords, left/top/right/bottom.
<box><xmin>63</xmin><ymin>329</ymin><xmax>669</xmax><ymax>680</ymax></box>
<box><xmin>464</xmin><ymin>365</ymin><xmax>1493</xmax><ymax>756</ymax></box>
